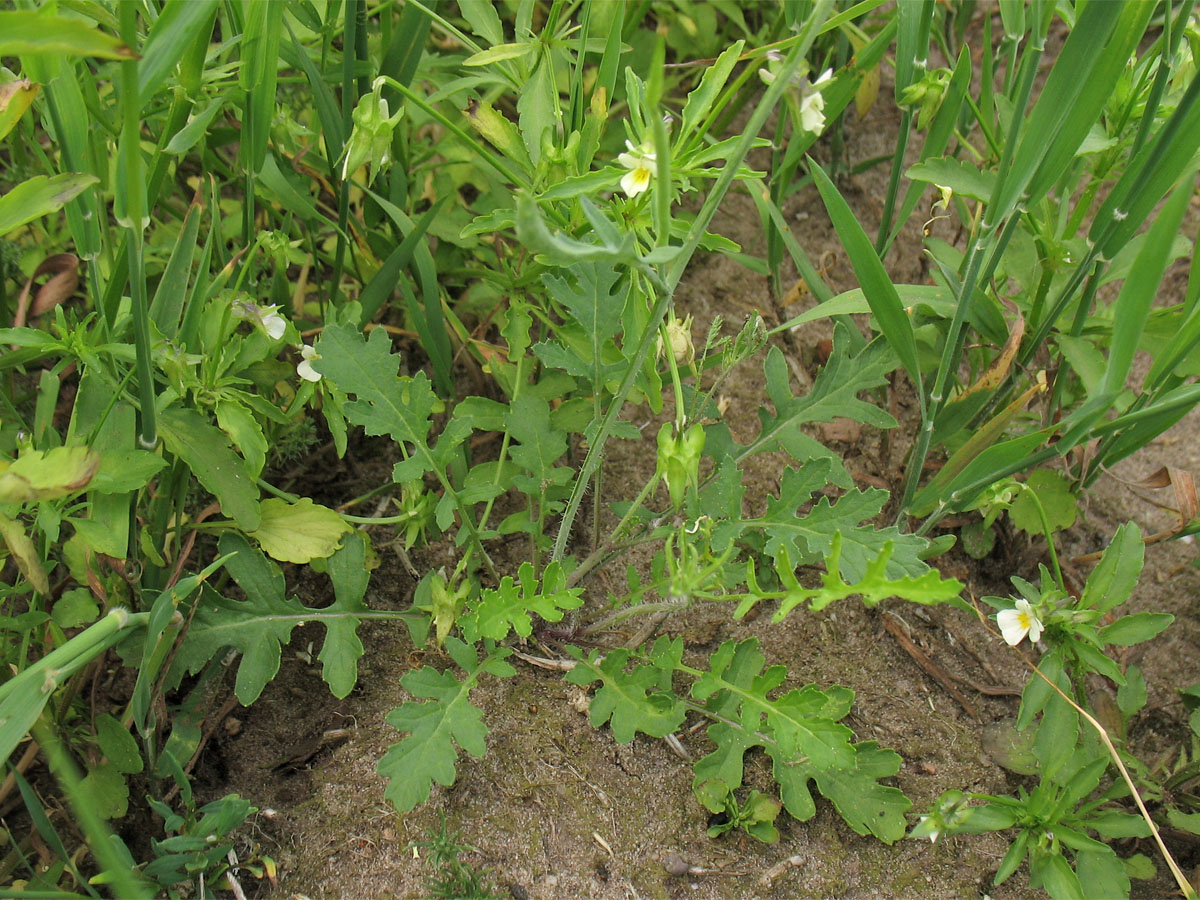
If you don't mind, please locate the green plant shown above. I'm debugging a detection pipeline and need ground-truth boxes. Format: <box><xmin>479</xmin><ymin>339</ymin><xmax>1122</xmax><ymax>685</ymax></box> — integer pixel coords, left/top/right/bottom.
<box><xmin>411</xmin><ymin>816</ymin><xmax>501</xmax><ymax>900</ymax></box>
<box><xmin>1</xmin><ymin>1</ymin><xmax>1196</xmax><ymax>897</ymax></box>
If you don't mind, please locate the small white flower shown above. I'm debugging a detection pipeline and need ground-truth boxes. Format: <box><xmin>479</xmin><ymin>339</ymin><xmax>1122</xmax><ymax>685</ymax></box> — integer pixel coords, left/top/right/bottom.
<box><xmin>233</xmin><ymin>300</ymin><xmax>287</xmax><ymax>340</ymax></box>
<box><xmin>297</xmin><ymin>344</ymin><xmax>322</xmax><ymax>382</ymax></box>
<box><xmin>617</xmin><ymin>140</ymin><xmax>656</xmax><ymax>197</ymax></box>
<box><xmin>798</xmin><ymin>68</ymin><xmax>833</xmax><ymax>134</ymax></box>
<box><xmin>997</xmin><ymin>598</ymin><xmax>1043</xmax><ymax>646</ymax></box>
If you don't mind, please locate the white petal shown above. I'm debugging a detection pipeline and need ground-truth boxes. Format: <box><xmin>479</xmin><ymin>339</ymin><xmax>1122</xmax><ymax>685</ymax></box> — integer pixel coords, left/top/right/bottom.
<box><xmin>996</xmin><ymin>608</ymin><xmax>1029</xmax><ymax>646</ymax></box>
<box><xmin>799</xmin><ymin>94</ymin><xmax>826</xmax><ymax>134</ymax></box>
<box><xmin>263</xmin><ymin>313</ymin><xmax>287</xmax><ymax>340</ymax></box>
<box><xmin>621</xmin><ymin>167</ymin><xmax>651</xmax><ymax>197</ymax></box>
<box><xmin>813</xmin><ymin>68</ymin><xmax>834</xmax><ymax>86</ymax></box>
<box><xmin>297</xmin><ymin>345</ymin><xmax>322</xmax><ymax>382</ymax></box>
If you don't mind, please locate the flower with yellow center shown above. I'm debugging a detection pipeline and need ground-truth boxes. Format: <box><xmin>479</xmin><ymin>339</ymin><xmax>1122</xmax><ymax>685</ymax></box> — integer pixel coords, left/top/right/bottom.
<box><xmin>617</xmin><ymin>140</ymin><xmax>656</xmax><ymax>197</ymax></box>
<box><xmin>997</xmin><ymin>598</ymin><xmax>1043</xmax><ymax>646</ymax></box>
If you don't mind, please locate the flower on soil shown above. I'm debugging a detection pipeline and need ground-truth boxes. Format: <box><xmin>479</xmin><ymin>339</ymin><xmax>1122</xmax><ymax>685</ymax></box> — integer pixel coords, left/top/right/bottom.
<box><xmin>997</xmin><ymin>598</ymin><xmax>1043</xmax><ymax>646</ymax></box>
<box><xmin>233</xmin><ymin>300</ymin><xmax>287</xmax><ymax>340</ymax></box>
<box><xmin>618</xmin><ymin>140</ymin><xmax>656</xmax><ymax>197</ymax></box>
<box><xmin>297</xmin><ymin>344</ymin><xmax>322</xmax><ymax>382</ymax></box>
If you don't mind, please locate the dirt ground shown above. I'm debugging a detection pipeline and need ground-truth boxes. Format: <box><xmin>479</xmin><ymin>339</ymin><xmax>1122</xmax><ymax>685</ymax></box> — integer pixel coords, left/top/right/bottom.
<box><xmin>198</xmin><ymin>62</ymin><xmax>1200</xmax><ymax>900</ymax></box>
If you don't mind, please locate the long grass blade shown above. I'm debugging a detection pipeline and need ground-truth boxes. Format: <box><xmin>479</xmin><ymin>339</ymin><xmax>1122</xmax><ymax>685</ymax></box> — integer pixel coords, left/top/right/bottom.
<box><xmin>809</xmin><ymin>160</ymin><xmax>920</xmax><ymax>387</ymax></box>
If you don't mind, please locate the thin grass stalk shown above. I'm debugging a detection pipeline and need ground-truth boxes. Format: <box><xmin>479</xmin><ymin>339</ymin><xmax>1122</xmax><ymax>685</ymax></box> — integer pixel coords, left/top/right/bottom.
<box><xmin>119</xmin><ymin>0</ymin><xmax>155</xmax><ymax>450</ymax></box>
<box><xmin>330</xmin><ymin>0</ymin><xmax>361</xmax><ymax>308</ymax></box>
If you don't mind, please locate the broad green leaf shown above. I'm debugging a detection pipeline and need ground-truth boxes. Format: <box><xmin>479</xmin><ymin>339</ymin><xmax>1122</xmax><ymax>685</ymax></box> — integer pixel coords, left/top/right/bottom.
<box><xmin>457</xmin><ymin>0</ymin><xmax>504</xmax><ymax>46</ymax></box>
<box><xmin>250</xmin><ymin>497</ymin><xmax>350</xmax><ymax>565</ymax></box>
<box><xmin>1031</xmin><ymin>850</ymin><xmax>1085</xmax><ymax>900</ymax></box>
<box><xmin>809</xmin><ymin>161</ymin><xmax>919</xmax><ymax>384</ymax></box>
<box><xmin>314</xmin><ymin>325</ymin><xmax>465</xmax><ymax>488</ymax></box>
<box><xmin>52</xmin><ymin>588</ymin><xmax>99</xmax><ymax>628</ymax></box>
<box><xmin>1100</xmin><ymin>612</ymin><xmax>1173</xmax><ymax>647</ymax></box>
<box><xmin>1008</xmin><ymin>469</ymin><xmax>1077</xmax><ymax>535</ymax></box>
<box><xmin>215</xmin><ymin>400</ymin><xmax>268</xmax><ymax>480</ymax></box>
<box><xmin>773</xmin><ymin>741</ymin><xmax>911</xmax><ymax>842</ymax></box>
<box><xmin>1033</xmin><ymin>686</ymin><xmax>1078</xmax><ymax>781</ymax></box>
<box><xmin>505</xmin><ymin>395</ymin><xmax>572</xmax><ymax>494</ymax></box>
<box><xmin>0</xmin><ymin>446</ymin><xmax>98</xmax><ymax>502</ymax></box>
<box><xmin>0</xmin><ymin>173</ymin><xmax>99</xmax><ymax>237</ymax></box>
<box><xmin>159</xmin><ymin>406</ymin><xmax>260</xmax><ymax>531</ymax></box>
<box><xmin>79</xmin><ymin>762</ymin><xmax>128</xmax><ymax>819</ymax></box>
<box><xmin>517</xmin><ymin>47</ymin><xmax>556</xmax><ymax>166</ymax></box>
<box><xmin>95</xmin><ymin>714</ymin><xmax>142</xmax><ymax>774</ymax></box>
<box><xmin>906</xmin><ymin>156</ymin><xmax>996</xmax><ymax>202</ymax></box>
<box><xmin>1122</xmin><ymin>854</ymin><xmax>1156</xmax><ymax>880</ymax></box>
<box><xmin>692</xmin><ymin>640</ymin><xmax>854</xmax><ymax>771</ymax></box>
<box><xmin>171</xmin><ymin>534</ymin><xmax>368</xmax><ymax>704</ymax></box>
<box><xmin>0</xmin><ymin>10</ymin><xmax>133</xmax><ymax>58</ymax></box>
<box><xmin>89</xmin><ymin>449</ymin><xmax>168</xmax><ymax>494</ymax></box>
<box><xmin>565</xmin><ymin>648</ymin><xmax>686</xmax><ymax>743</ymax></box>
<box><xmin>459</xmin><ymin>561</ymin><xmax>583</xmax><ymax>642</ymax></box>
<box><xmin>377</xmin><ymin>639</ymin><xmax>514</xmax><ymax>812</ymax></box>
<box><xmin>170</xmin><ymin>582</ymin><xmax>300</xmax><ymax>705</ymax></box>
<box><xmin>1076</xmin><ymin>850</ymin><xmax>1130</xmax><ymax>900</ymax></box>
<box><xmin>1080</xmin><ymin>523</ymin><xmax>1143</xmax><ymax>614</ymax></box>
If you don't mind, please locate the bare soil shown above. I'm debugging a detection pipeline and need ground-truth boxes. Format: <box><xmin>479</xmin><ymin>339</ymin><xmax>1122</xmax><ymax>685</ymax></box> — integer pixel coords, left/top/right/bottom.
<box><xmin>205</xmin><ymin>75</ymin><xmax>1200</xmax><ymax>900</ymax></box>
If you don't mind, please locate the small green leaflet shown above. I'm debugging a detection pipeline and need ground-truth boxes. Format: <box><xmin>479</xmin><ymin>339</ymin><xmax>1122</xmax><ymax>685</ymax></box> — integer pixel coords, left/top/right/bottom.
<box><xmin>772</xmin><ymin>740</ymin><xmax>911</xmax><ymax>843</ymax></box>
<box><xmin>741</xmin><ymin>322</ymin><xmax>897</xmax><ymax>468</ymax></box>
<box><xmin>687</xmin><ymin>639</ymin><xmax>911</xmax><ymax>843</ymax></box>
<box><xmin>377</xmin><ymin>638</ymin><xmax>514</xmax><ymax>813</ymax></box>
<box><xmin>459</xmin><ymin>561</ymin><xmax>583</xmax><ymax>642</ymax></box>
<box><xmin>168</xmin><ymin>533</ymin><xmax>371</xmax><ymax>703</ymax></box>
<box><xmin>314</xmin><ymin>325</ymin><xmax>469</xmax><ymax>493</ymax></box>
<box><xmin>564</xmin><ymin>646</ymin><xmax>687</xmax><ymax>743</ymax></box>
<box><xmin>738</xmin><ymin>535</ymin><xmax>967</xmax><ymax>620</ymax></box>
<box><xmin>726</xmin><ymin>462</ymin><xmax>932</xmax><ymax>580</ymax></box>
<box><xmin>691</xmin><ymin>639</ymin><xmax>855</xmax><ymax>772</ymax></box>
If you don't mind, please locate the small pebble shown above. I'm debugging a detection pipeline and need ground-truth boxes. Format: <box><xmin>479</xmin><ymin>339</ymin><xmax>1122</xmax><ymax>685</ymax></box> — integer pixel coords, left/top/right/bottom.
<box><xmin>663</xmin><ymin>853</ymin><xmax>690</xmax><ymax>877</ymax></box>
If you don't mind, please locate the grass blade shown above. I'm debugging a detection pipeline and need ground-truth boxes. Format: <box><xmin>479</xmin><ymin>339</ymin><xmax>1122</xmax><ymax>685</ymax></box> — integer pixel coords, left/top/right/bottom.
<box><xmin>809</xmin><ymin>160</ymin><xmax>920</xmax><ymax>387</ymax></box>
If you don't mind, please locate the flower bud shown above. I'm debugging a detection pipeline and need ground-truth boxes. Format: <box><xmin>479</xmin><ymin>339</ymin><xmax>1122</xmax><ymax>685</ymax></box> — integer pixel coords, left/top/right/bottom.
<box><xmin>341</xmin><ymin>77</ymin><xmax>404</xmax><ymax>185</ymax></box>
<box><xmin>657</xmin><ymin>422</ymin><xmax>705</xmax><ymax>510</ymax></box>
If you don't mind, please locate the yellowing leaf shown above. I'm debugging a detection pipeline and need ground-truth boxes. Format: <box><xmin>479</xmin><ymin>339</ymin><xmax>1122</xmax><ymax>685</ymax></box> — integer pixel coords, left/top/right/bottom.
<box><xmin>0</xmin><ymin>446</ymin><xmax>99</xmax><ymax>503</ymax></box>
<box><xmin>250</xmin><ymin>497</ymin><xmax>351</xmax><ymax>563</ymax></box>
<box><xmin>0</xmin><ymin>510</ymin><xmax>49</xmax><ymax>594</ymax></box>
<box><xmin>0</xmin><ymin>79</ymin><xmax>39</xmax><ymax>142</ymax></box>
